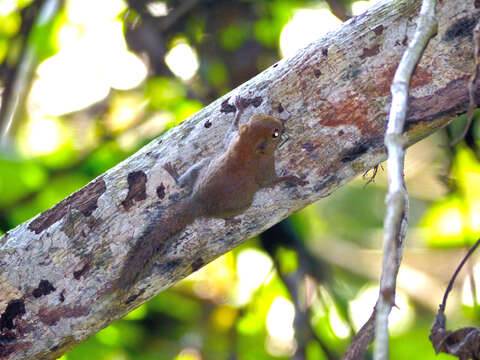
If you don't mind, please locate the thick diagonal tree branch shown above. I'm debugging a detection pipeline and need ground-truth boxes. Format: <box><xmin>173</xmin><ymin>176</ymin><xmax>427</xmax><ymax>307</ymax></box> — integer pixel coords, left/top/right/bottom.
<box><xmin>0</xmin><ymin>0</ymin><xmax>478</xmax><ymax>359</ymax></box>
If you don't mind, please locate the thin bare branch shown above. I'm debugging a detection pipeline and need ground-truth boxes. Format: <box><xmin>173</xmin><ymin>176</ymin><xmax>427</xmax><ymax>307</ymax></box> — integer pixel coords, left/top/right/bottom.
<box><xmin>441</xmin><ymin>238</ymin><xmax>480</xmax><ymax>312</ymax></box>
<box><xmin>342</xmin><ymin>309</ymin><xmax>376</xmax><ymax>360</ymax></box>
<box><xmin>374</xmin><ymin>1</ymin><xmax>437</xmax><ymax>359</ymax></box>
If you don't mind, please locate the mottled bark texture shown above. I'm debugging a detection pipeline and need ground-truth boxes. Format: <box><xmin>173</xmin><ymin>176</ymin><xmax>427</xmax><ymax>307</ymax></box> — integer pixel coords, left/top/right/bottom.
<box><xmin>0</xmin><ymin>0</ymin><xmax>477</xmax><ymax>358</ymax></box>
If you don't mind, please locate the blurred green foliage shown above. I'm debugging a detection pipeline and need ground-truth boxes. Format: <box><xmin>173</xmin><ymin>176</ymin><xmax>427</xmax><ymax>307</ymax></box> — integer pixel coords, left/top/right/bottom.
<box><xmin>0</xmin><ymin>0</ymin><xmax>479</xmax><ymax>359</ymax></box>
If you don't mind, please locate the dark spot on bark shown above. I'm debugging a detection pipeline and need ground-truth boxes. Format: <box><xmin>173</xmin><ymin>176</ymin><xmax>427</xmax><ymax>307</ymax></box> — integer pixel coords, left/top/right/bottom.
<box><xmin>0</xmin><ymin>344</ymin><xmax>15</xmax><ymax>357</ymax></box>
<box><xmin>32</xmin><ymin>280</ymin><xmax>56</xmax><ymax>298</ymax></box>
<box><xmin>38</xmin><ymin>305</ymin><xmax>89</xmax><ymax>326</ymax></box>
<box><xmin>147</xmin><ymin>260</ymin><xmax>181</xmax><ymax>283</ymax></box>
<box><xmin>242</xmin><ymin>96</ymin><xmax>263</xmax><ymax>108</ymax></box>
<box><xmin>0</xmin><ymin>335</ymin><xmax>31</xmax><ymax>357</ymax></box>
<box><xmin>475</xmin><ymin>0</ymin><xmax>480</xmax><ymax>8</ymax></box>
<box><xmin>373</xmin><ymin>25</ymin><xmax>384</xmax><ymax>36</ymax></box>
<box><xmin>341</xmin><ymin>63</ymin><xmax>362</xmax><ymax>80</ymax></box>
<box><xmin>0</xmin><ymin>330</ymin><xmax>17</xmax><ymax>349</ymax></box>
<box><xmin>322</xmin><ymin>47</ymin><xmax>328</xmax><ymax>56</ymax></box>
<box><xmin>165</xmin><ymin>260</ymin><xmax>181</xmax><ymax>270</ymax></box>
<box><xmin>73</xmin><ymin>262</ymin><xmax>90</xmax><ymax>280</ymax></box>
<box><xmin>125</xmin><ymin>288</ymin><xmax>146</xmax><ymax>305</ymax></box>
<box><xmin>28</xmin><ymin>177</ymin><xmax>106</xmax><ymax>234</ymax></box>
<box><xmin>381</xmin><ymin>287</ymin><xmax>394</xmax><ymax>301</ymax></box>
<box><xmin>276</xmin><ymin>103</ymin><xmax>284</xmax><ymax>113</ymax></box>
<box><xmin>252</xmin><ymin>97</ymin><xmax>263</xmax><ymax>107</ymax></box>
<box><xmin>341</xmin><ymin>141</ymin><xmax>370</xmax><ymax>163</ymax></box>
<box><xmin>156</xmin><ymin>183</ymin><xmax>165</xmax><ymax>199</ymax></box>
<box><xmin>402</xmin><ymin>36</ymin><xmax>408</xmax><ymax>46</ymax></box>
<box><xmin>220</xmin><ymin>97</ymin><xmax>235</xmax><ymax>113</ymax></box>
<box><xmin>204</xmin><ymin>119</ymin><xmax>212</xmax><ymax>128</ymax></box>
<box><xmin>314</xmin><ymin>69</ymin><xmax>322</xmax><ymax>78</ymax></box>
<box><xmin>59</xmin><ymin>290</ymin><xmax>65</xmax><ymax>303</ymax></box>
<box><xmin>359</xmin><ymin>44</ymin><xmax>380</xmax><ymax>59</ymax></box>
<box><xmin>338</xmin><ymin>130</ymin><xmax>344</xmax><ymax>136</ymax></box>
<box><xmin>0</xmin><ymin>330</ymin><xmax>16</xmax><ymax>345</ymax></box>
<box><xmin>444</xmin><ymin>17</ymin><xmax>477</xmax><ymax>42</ymax></box>
<box><xmin>406</xmin><ymin>76</ymin><xmax>470</xmax><ymax>128</ymax></box>
<box><xmin>168</xmin><ymin>192</ymin><xmax>181</xmax><ymax>202</ymax></box>
<box><xmin>0</xmin><ymin>299</ymin><xmax>25</xmax><ymax>330</ymax></box>
<box><xmin>313</xmin><ymin>175</ymin><xmax>338</xmax><ymax>193</ymax></box>
<box><xmin>192</xmin><ymin>258</ymin><xmax>204</xmax><ymax>271</ymax></box>
<box><xmin>122</xmin><ymin>171</ymin><xmax>147</xmax><ymax>210</ymax></box>
<box><xmin>301</xmin><ymin>142</ymin><xmax>317</xmax><ymax>152</ymax></box>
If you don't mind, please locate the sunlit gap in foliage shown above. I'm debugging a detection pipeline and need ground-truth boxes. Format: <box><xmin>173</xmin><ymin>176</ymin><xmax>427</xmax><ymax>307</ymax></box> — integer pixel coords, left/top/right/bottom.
<box><xmin>28</xmin><ymin>0</ymin><xmax>146</xmax><ymax>116</ymax></box>
<box><xmin>174</xmin><ymin>347</ymin><xmax>202</xmax><ymax>360</ymax></box>
<box><xmin>429</xmin><ymin>206</ymin><xmax>464</xmax><ymax>238</ymax></box>
<box><xmin>0</xmin><ymin>1</ymin><xmax>16</xmax><ymax>15</ymax></box>
<box><xmin>279</xmin><ymin>9</ymin><xmax>341</xmax><ymax>58</ymax></box>
<box><xmin>329</xmin><ymin>308</ymin><xmax>351</xmax><ymax>339</ymax></box>
<box><xmin>96</xmin><ymin>325</ymin><xmax>121</xmax><ymax>346</ymax></box>
<box><xmin>23</xmin><ymin>0</ymin><xmax>147</xmax><ymax>156</ymax></box>
<box><xmin>422</xmin><ymin>169</ymin><xmax>480</xmax><ymax>247</ymax></box>
<box><xmin>19</xmin><ymin>116</ymin><xmax>64</xmax><ymax>156</ymax></box>
<box><xmin>311</xmin><ymin>286</ymin><xmax>350</xmax><ymax>339</ymax></box>
<box><xmin>165</xmin><ymin>40</ymin><xmax>199</xmax><ymax>81</ymax></box>
<box><xmin>279</xmin><ymin>0</ymin><xmax>382</xmax><ymax>58</ymax></box>
<box><xmin>235</xmin><ymin>248</ymin><xmax>273</xmax><ymax>305</ymax></box>
<box><xmin>351</xmin><ymin>0</ymin><xmax>384</xmax><ymax>15</ymax></box>
<box><xmin>179</xmin><ymin>251</ymin><xmax>236</xmax><ymax>305</ymax></box>
<box><xmin>266</xmin><ymin>296</ymin><xmax>296</xmax><ymax>357</ymax></box>
<box><xmin>147</xmin><ymin>1</ymin><xmax>168</xmax><ymax>17</ymax></box>
<box><xmin>349</xmin><ymin>285</ymin><xmax>414</xmax><ymax>336</ymax></box>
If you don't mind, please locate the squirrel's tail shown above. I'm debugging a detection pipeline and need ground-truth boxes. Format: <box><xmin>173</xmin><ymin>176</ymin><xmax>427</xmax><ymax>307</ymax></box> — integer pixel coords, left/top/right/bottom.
<box><xmin>116</xmin><ymin>201</ymin><xmax>197</xmax><ymax>293</ymax></box>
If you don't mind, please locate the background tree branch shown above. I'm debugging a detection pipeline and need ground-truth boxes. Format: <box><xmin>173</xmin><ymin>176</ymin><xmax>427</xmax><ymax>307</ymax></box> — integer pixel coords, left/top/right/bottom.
<box><xmin>0</xmin><ymin>0</ymin><xmax>478</xmax><ymax>359</ymax></box>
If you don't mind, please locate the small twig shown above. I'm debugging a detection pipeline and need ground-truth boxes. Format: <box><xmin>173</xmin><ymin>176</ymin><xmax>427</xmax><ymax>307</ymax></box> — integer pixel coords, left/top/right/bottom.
<box><xmin>440</xmin><ymin>238</ymin><xmax>480</xmax><ymax>312</ymax></box>
<box><xmin>429</xmin><ymin>239</ymin><xmax>480</xmax><ymax>358</ymax></box>
<box><xmin>450</xmin><ymin>21</ymin><xmax>480</xmax><ymax>146</ymax></box>
<box><xmin>341</xmin><ymin>309</ymin><xmax>376</xmax><ymax>360</ymax></box>
<box><xmin>363</xmin><ymin>164</ymin><xmax>383</xmax><ymax>187</ymax></box>
<box><xmin>374</xmin><ymin>1</ymin><xmax>437</xmax><ymax>360</ymax></box>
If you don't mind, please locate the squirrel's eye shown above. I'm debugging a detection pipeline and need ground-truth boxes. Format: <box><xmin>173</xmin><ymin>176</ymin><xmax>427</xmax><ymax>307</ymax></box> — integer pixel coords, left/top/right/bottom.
<box><xmin>272</xmin><ymin>129</ymin><xmax>280</xmax><ymax>138</ymax></box>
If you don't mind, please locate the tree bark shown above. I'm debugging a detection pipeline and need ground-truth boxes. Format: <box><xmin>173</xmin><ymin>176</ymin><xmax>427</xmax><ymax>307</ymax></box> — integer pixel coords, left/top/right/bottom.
<box><xmin>0</xmin><ymin>0</ymin><xmax>477</xmax><ymax>358</ymax></box>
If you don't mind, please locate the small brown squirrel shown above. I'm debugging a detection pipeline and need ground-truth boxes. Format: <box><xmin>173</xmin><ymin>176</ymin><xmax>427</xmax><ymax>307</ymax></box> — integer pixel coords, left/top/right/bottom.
<box><xmin>117</xmin><ymin>97</ymin><xmax>305</xmax><ymax>292</ymax></box>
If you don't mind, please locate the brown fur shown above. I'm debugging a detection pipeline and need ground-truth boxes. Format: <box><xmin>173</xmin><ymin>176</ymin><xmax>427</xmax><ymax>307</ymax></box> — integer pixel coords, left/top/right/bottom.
<box><xmin>117</xmin><ymin>101</ymin><xmax>305</xmax><ymax>293</ymax></box>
